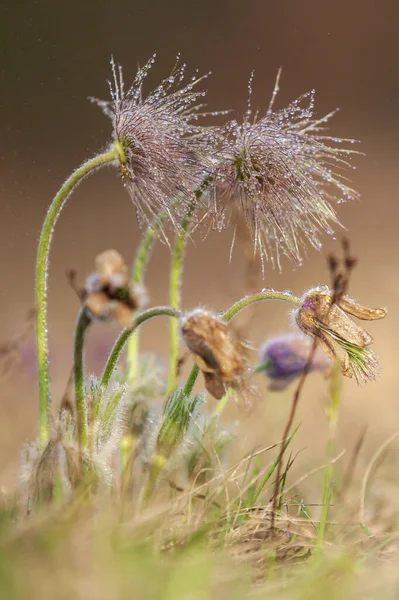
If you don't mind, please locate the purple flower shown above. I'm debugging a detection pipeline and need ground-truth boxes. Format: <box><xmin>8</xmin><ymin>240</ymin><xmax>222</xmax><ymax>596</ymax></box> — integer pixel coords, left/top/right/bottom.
<box><xmin>259</xmin><ymin>334</ymin><xmax>331</xmax><ymax>391</ymax></box>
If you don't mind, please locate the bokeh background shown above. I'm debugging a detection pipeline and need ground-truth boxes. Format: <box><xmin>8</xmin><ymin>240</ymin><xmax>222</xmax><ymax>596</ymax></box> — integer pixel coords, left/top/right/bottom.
<box><xmin>0</xmin><ymin>0</ymin><xmax>397</xmax><ymax>494</ymax></box>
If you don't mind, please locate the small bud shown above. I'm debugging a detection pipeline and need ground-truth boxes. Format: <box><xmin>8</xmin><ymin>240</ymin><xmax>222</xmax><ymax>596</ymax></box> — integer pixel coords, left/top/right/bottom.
<box><xmin>259</xmin><ymin>334</ymin><xmax>331</xmax><ymax>391</ymax></box>
<box><xmin>83</xmin><ymin>250</ymin><xmax>147</xmax><ymax>328</ymax></box>
<box><xmin>181</xmin><ymin>309</ymin><xmax>249</xmax><ymax>399</ymax></box>
<box><xmin>295</xmin><ymin>286</ymin><xmax>387</xmax><ymax>383</ymax></box>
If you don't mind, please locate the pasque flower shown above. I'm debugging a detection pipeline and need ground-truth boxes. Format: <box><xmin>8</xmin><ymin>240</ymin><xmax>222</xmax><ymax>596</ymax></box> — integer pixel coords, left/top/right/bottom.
<box><xmin>295</xmin><ymin>285</ymin><xmax>387</xmax><ymax>382</ymax></box>
<box><xmin>180</xmin><ymin>309</ymin><xmax>249</xmax><ymax>400</ymax></box>
<box><xmin>210</xmin><ymin>72</ymin><xmax>359</xmax><ymax>268</ymax></box>
<box><xmin>259</xmin><ymin>334</ymin><xmax>331</xmax><ymax>391</ymax></box>
<box><xmin>91</xmin><ymin>55</ymin><xmax>217</xmax><ymax>226</ymax></box>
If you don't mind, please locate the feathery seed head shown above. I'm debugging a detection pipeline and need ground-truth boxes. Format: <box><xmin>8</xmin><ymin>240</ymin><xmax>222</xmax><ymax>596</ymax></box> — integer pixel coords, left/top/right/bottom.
<box><xmin>210</xmin><ymin>72</ymin><xmax>360</xmax><ymax>269</ymax></box>
<box><xmin>91</xmin><ymin>55</ymin><xmax>218</xmax><ymax>227</ymax></box>
<box><xmin>295</xmin><ymin>285</ymin><xmax>387</xmax><ymax>383</ymax></box>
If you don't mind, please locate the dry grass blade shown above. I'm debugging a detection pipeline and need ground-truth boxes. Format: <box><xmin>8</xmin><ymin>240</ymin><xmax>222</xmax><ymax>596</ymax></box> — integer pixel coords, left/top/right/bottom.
<box><xmin>359</xmin><ymin>431</ymin><xmax>399</xmax><ymax>525</ymax></box>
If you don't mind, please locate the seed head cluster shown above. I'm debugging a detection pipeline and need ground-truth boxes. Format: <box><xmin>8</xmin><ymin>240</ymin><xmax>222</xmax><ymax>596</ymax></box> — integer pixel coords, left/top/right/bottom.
<box><xmin>91</xmin><ymin>54</ymin><xmax>218</xmax><ymax>228</ymax></box>
<box><xmin>210</xmin><ymin>72</ymin><xmax>360</xmax><ymax>268</ymax></box>
<box><xmin>92</xmin><ymin>58</ymin><xmax>360</xmax><ymax>266</ymax></box>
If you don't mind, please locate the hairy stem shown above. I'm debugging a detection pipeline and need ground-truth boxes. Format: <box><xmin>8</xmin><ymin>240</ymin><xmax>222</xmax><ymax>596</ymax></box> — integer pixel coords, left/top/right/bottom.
<box><xmin>36</xmin><ymin>149</ymin><xmax>118</xmax><ymax>446</ymax></box>
<box><xmin>183</xmin><ymin>290</ymin><xmax>301</xmax><ymax>397</ymax></box>
<box><xmin>127</xmin><ymin>209</ymin><xmax>170</xmax><ymax>383</ymax></box>
<box><xmin>100</xmin><ymin>307</ymin><xmax>181</xmax><ymax>389</ymax></box>
<box><xmin>167</xmin><ymin>206</ymin><xmax>196</xmax><ymax>395</ymax></box>
<box><xmin>317</xmin><ymin>361</ymin><xmax>342</xmax><ymax>547</ymax></box>
<box><xmin>74</xmin><ymin>308</ymin><xmax>91</xmax><ymax>454</ymax></box>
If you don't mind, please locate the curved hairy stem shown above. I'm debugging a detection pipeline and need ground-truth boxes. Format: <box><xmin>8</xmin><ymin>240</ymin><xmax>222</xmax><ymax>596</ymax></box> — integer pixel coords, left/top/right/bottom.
<box><xmin>100</xmin><ymin>307</ymin><xmax>181</xmax><ymax>389</ymax></box>
<box><xmin>167</xmin><ymin>206</ymin><xmax>196</xmax><ymax>395</ymax></box>
<box><xmin>36</xmin><ymin>149</ymin><xmax>118</xmax><ymax>446</ymax></box>
<box><xmin>74</xmin><ymin>308</ymin><xmax>91</xmax><ymax>452</ymax></box>
<box><xmin>183</xmin><ymin>290</ymin><xmax>301</xmax><ymax>397</ymax></box>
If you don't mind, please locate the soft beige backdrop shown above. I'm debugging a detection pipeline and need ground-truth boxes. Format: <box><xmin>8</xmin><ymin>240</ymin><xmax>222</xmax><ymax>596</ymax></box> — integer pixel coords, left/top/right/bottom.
<box><xmin>0</xmin><ymin>0</ymin><xmax>397</xmax><ymax>492</ymax></box>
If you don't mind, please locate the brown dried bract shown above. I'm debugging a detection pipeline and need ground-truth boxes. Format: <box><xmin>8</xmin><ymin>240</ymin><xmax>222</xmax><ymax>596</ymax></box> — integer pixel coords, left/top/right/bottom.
<box><xmin>181</xmin><ymin>309</ymin><xmax>249</xmax><ymax>399</ymax></box>
<box><xmin>83</xmin><ymin>250</ymin><xmax>147</xmax><ymax>328</ymax></box>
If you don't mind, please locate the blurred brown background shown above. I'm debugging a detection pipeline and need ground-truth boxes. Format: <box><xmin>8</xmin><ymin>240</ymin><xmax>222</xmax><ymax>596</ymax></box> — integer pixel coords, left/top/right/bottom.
<box><xmin>0</xmin><ymin>0</ymin><xmax>397</xmax><ymax>491</ymax></box>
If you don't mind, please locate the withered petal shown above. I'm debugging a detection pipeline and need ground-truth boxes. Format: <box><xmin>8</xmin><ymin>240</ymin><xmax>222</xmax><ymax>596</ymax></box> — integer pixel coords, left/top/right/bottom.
<box><xmin>85</xmin><ymin>292</ymin><xmax>114</xmax><ymax>321</ymax></box>
<box><xmin>95</xmin><ymin>249</ymin><xmax>128</xmax><ymax>287</ymax></box>
<box><xmin>114</xmin><ymin>302</ymin><xmax>135</xmax><ymax>329</ymax></box>
<box><xmin>204</xmin><ymin>372</ymin><xmax>226</xmax><ymax>400</ymax></box>
<box><xmin>338</xmin><ymin>296</ymin><xmax>387</xmax><ymax>321</ymax></box>
<box><xmin>324</xmin><ymin>305</ymin><xmax>373</xmax><ymax>347</ymax></box>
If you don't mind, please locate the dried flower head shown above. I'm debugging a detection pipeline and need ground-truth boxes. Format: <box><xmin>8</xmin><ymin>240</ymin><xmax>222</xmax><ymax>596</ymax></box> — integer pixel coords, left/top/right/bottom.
<box><xmin>259</xmin><ymin>334</ymin><xmax>331</xmax><ymax>391</ymax></box>
<box><xmin>295</xmin><ymin>285</ymin><xmax>387</xmax><ymax>382</ymax></box>
<box><xmin>84</xmin><ymin>249</ymin><xmax>147</xmax><ymax>328</ymax></box>
<box><xmin>210</xmin><ymin>71</ymin><xmax>359</xmax><ymax>269</ymax></box>
<box><xmin>180</xmin><ymin>309</ymin><xmax>249</xmax><ymax>399</ymax></box>
<box><xmin>91</xmin><ymin>54</ymin><xmax>217</xmax><ymax>226</ymax></box>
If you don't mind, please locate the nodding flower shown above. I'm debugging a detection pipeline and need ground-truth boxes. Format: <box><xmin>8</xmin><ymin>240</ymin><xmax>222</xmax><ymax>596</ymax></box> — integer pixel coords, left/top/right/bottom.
<box><xmin>91</xmin><ymin>55</ymin><xmax>219</xmax><ymax>229</ymax></box>
<box><xmin>295</xmin><ymin>285</ymin><xmax>387</xmax><ymax>383</ymax></box>
<box><xmin>210</xmin><ymin>71</ymin><xmax>360</xmax><ymax>269</ymax></box>
<box><xmin>84</xmin><ymin>250</ymin><xmax>147</xmax><ymax>328</ymax></box>
<box><xmin>259</xmin><ymin>334</ymin><xmax>331</xmax><ymax>391</ymax></box>
<box><xmin>180</xmin><ymin>309</ymin><xmax>249</xmax><ymax>400</ymax></box>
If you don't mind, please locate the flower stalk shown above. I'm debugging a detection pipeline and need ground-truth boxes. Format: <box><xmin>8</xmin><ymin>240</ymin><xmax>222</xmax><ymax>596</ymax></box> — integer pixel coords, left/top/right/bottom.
<box><xmin>36</xmin><ymin>149</ymin><xmax>118</xmax><ymax>446</ymax></box>
<box><xmin>318</xmin><ymin>360</ymin><xmax>342</xmax><ymax>546</ymax></box>
<box><xmin>126</xmin><ymin>210</ymin><xmax>169</xmax><ymax>383</ymax></box>
<box><xmin>100</xmin><ymin>307</ymin><xmax>181</xmax><ymax>390</ymax></box>
<box><xmin>74</xmin><ymin>308</ymin><xmax>92</xmax><ymax>452</ymax></box>
<box><xmin>167</xmin><ymin>205</ymin><xmax>196</xmax><ymax>395</ymax></box>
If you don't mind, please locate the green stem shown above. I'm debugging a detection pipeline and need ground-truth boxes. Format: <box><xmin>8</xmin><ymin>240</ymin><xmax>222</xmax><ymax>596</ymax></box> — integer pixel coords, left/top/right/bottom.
<box><xmin>167</xmin><ymin>206</ymin><xmax>196</xmax><ymax>395</ymax></box>
<box><xmin>74</xmin><ymin>308</ymin><xmax>91</xmax><ymax>450</ymax></box>
<box><xmin>126</xmin><ymin>209</ymin><xmax>169</xmax><ymax>383</ymax></box>
<box><xmin>222</xmin><ymin>290</ymin><xmax>300</xmax><ymax>321</ymax></box>
<box><xmin>36</xmin><ymin>149</ymin><xmax>118</xmax><ymax>446</ymax></box>
<box><xmin>100</xmin><ymin>307</ymin><xmax>181</xmax><ymax>389</ymax></box>
<box><xmin>183</xmin><ymin>290</ymin><xmax>301</xmax><ymax>397</ymax></box>
<box><xmin>139</xmin><ymin>453</ymin><xmax>167</xmax><ymax>510</ymax></box>
<box><xmin>317</xmin><ymin>361</ymin><xmax>342</xmax><ymax>547</ymax></box>
<box><xmin>215</xmin><ymin>389</ymin><xmax>233</xmax><ymax>416</ymax></box>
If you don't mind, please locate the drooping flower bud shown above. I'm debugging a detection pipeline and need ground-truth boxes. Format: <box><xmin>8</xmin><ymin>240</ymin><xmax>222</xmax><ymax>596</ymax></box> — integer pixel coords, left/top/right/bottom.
<box><xmin>180</xmin><ymin>309</ymin><xmax>249</xmax><ymax>399</ymax></box>
<box><xmin>259</xmin><ymin>334</ymin><xmax>331</xmax><ymax>391</ymax></box>
<box><xmin>295</xmin><ymin>285</ymin><xmax>387</xmax><ymax>383</ymax></box>
<box><xmin>84</xmin><ymin>250</ymin><xmax>148</xmax><ymax>328</ymax></box>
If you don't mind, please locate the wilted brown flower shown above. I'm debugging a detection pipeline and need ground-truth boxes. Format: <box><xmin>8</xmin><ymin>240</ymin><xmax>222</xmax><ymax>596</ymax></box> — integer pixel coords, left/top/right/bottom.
<box><xmin>295</xmin><ymin>285</ymin><xmax>387</xmax><ymax>382</ymax></box>
<box><xmin>91</xmin><ymin>55</ymin><xmax>218</xmax><ymax>227</ymax></box>
<box><xmin>181</xmin><ymin>309</ymin><xmax>249</xmax><ymax>399</ymax></box>
<box><xmin>210</xmin><ymin>71</ymin><xmax>360</xmax><ymax>269</ymax></box>
<box><xmin>84</xmin><ymin>250</ymin><xmax>147</xmax><ymax>328</ymax></box>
